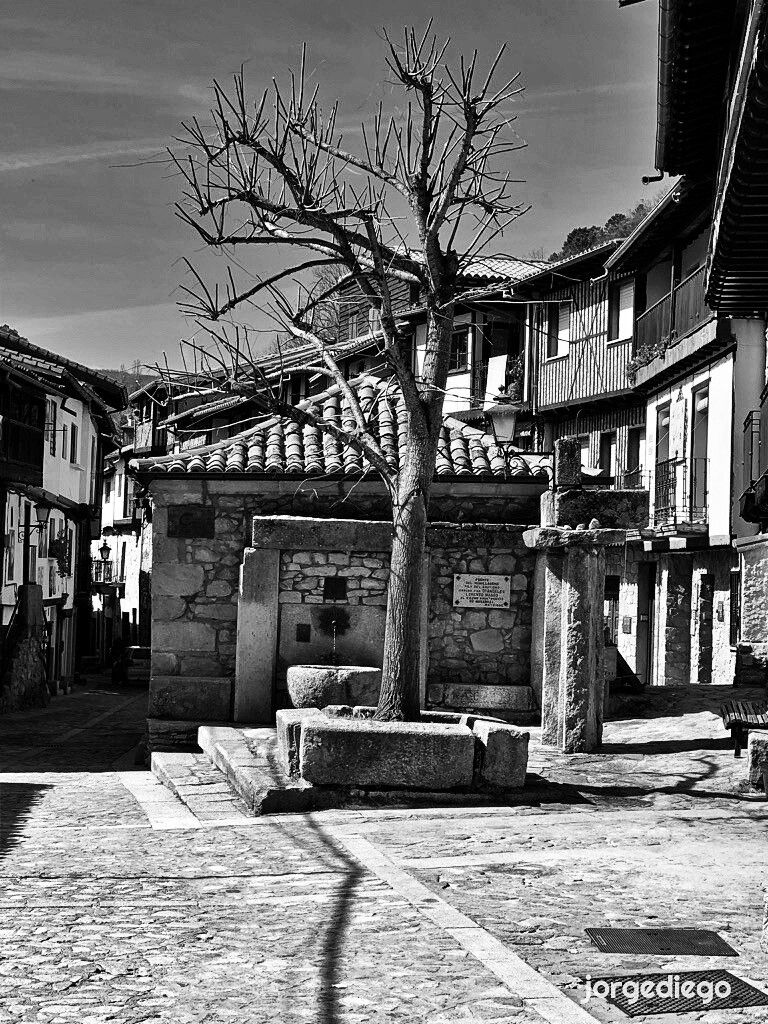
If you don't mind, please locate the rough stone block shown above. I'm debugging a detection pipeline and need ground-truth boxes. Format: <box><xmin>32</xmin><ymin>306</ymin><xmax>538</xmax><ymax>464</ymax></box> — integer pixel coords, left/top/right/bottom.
<box><xmin>276</xmin><ymin>708</ymin><xmax>321</xmax><ymax>777</ymax></box>
<box><xmin>470</xmin><ymin>629</ymin><xmax>504</xmax><ymax>653</ymax></box>
<box><xmin>299</xmin><ymin>718</ymin><xmax>475</xmax><ymax>790</ymax></box>
<box><xmin>748</xmin><ymin>730</ymin><xmax>768</xmax><ymax>787</ymax></box>
<box><xmin>149</xmin><ymin>676</ymin><xmax>232</xmax><ymax>721</ymax></box>
<box><xmin>434</xmin><ymin>683</ymin><xmax>538</xmax><ymax>712</ymax></box>
<box><xmin>153</xmin><ymin>620</ymin><xmax>216</xmax><ymax>652</ymax></box>
<box><xmin>472</xmin><ymin>720</ymin><xmax>529</xmax><ymax>789</ymax></box>
<box><xmin>153</xmin><ymin>563</ymin><xmax>205</xmax><ymax>597</ymax></box>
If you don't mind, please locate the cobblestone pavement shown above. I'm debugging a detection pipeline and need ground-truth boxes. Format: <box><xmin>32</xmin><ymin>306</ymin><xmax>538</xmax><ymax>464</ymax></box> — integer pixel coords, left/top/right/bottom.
<box><xmin>1</xmin><ymin>681</ymin><xmax>767</xmax><ymax>1023</ymax></box>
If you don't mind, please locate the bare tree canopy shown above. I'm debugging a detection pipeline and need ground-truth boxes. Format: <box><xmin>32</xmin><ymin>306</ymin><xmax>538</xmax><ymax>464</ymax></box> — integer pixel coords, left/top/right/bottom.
<box><xmin>166</xmin><ymin>23</ymin><xmax>528</xmax><ymax>719</ymax></box>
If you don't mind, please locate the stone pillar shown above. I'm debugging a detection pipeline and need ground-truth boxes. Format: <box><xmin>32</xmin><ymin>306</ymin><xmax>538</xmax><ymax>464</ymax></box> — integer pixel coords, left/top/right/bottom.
<box><xmin>525</xmin><ymin>527</ymin><xmax>623</xmax><ymax>753</ymax></box>
<box><xmin>540</xmin><ymin>552</ymin><xmax>565</xmax><ymax>746</ymax></box>
<box><xmin>553</xmin><ymin>436</ymin><xmax>582</xmax><ymax>490</ymax></box>
<box><xmin>234</xmin><ymin>547</ymin><xmax>280</xmax><ymax>723</ymax></box>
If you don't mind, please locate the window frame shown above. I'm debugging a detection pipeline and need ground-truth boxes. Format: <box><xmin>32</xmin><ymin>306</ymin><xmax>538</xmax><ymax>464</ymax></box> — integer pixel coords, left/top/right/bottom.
<box><xmin>608</xmin><ymin>278</ymin><xmax>635</xmax><ymax>342</ymax></box>
<box><xmin>448</xmin><ymin>326</ymin><xmax>471</xmax><ymax>375</ymax></box>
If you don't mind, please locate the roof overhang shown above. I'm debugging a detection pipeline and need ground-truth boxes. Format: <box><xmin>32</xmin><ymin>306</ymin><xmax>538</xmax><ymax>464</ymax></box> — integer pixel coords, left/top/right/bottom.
<box><xmin>604</xmin><ymin>178</ymin><xmax>711</xmax><ymax>274</ymax></box>
<box><xmin>706</xmin><ymin>0</ymin><xmax>768</xmax><ymax>314</ymax></box>
<box><xmin>654</xmin><ymin>0</ymin><xmax>743</xmax><ymax>177</ymax></box>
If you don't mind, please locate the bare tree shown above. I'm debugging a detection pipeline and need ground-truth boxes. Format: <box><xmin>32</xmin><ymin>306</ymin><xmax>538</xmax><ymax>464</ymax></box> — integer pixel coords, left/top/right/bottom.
<box><xmin>167</xmin><ymin>24</ymin><xmax>527</xmax><ymax>720</ymax></box>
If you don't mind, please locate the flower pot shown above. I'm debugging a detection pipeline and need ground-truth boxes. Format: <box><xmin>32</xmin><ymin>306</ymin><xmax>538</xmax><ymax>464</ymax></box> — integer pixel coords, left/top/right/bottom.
<box><xmin>286</xmin><ymin>664</ymin><xmax>382</xmax><ymax>709</ymax></box>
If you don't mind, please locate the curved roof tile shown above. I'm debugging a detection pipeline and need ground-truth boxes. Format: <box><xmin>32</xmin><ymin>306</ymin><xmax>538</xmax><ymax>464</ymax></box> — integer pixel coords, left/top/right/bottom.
<box><xmin>134</xmin><ymin>376</ymin><xmax>552</xmax><ymax>484</ymax></box>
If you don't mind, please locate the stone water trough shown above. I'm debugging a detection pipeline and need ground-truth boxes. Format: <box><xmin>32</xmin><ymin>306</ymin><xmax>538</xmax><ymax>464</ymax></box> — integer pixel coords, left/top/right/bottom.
<box><xmin>277</xmin><ymin>705</ymin><xmax>529</xmax><ymax>793</ymax></box>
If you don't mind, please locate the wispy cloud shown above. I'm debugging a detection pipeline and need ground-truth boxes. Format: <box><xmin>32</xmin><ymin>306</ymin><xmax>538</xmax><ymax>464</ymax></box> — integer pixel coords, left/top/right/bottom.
<box><xmin>514</xmin><ymin>80</ymin><xmax>653</xmax><ymax>105</ymax></box>
<box><xmin>0</xmin><ymin>138</ymin><xmax>170</xmax><ymax>174</ymax></box>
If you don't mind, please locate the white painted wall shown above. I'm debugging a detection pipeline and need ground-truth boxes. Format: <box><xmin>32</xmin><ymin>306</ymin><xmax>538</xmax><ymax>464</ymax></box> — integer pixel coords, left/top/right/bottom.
<box><xmin>730</xmin><ymin>318</ymin><xmax>766</xmax><ymax>538</ymax></box>
<box><xmin>645</xmin><ymin>355</ymin><xmax>733</xmax><ymax>537</ymax></box>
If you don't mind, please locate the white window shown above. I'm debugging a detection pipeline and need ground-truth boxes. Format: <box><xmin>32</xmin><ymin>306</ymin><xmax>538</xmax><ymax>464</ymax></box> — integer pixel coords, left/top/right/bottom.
<box><xmin>609</xmin><ymin>279</ymin><xmax>635</xmax><ymax>341</ymax></box>
<box><xmin>558</xmin><ymin>303</ymin><xmax>570</xmax><ymax>347</ymax></box>
<box><xmin>546</xmin><ymin>302</ymin><xmax>570</xmax><ymax>359</ymax></box>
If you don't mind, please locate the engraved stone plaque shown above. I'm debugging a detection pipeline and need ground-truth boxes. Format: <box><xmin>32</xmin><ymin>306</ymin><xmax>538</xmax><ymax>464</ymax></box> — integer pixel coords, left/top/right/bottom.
<box><xmin>167</xmin><ymin>504</ymin><xmax>215</xmax><ymax>538</ymax></box>
<box><xmin>453</xmin><ymin>573</ymin><xmax>511</xmax><ymax>609</ymax></box>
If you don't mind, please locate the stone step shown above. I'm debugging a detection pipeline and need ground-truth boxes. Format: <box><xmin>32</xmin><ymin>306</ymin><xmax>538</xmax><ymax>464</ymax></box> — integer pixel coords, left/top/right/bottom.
<box><xmin>151</xmin><ymin>751</ymin><xmax>253</xmax><ymax>822</ymax></box>
<box><xmin>197</xmin><ymin>725</ymin><xmax>320</xmax><ymax>815</ymax></box>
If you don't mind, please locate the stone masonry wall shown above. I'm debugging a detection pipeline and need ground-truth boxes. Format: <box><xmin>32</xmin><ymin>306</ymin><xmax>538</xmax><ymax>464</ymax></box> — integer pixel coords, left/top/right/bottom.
<box><xmin>278</xmin><ymin>550</ymin><xmax>389</xmax><ymax>608</ymax></box>
<box><xmin>426</xmin><ymin>527</ymin><xmax>534</xmax><ymax>706</ymax></box>
<box><xmin>276</xmin><ymin>550</ymin><xmax>390</xmax><ymax>684</ymax></box>
<box><xmin>0</xmin><ymin>636</ymin><xmax>48</xmax><ymax>714</ymax></box>
<box><xmin>149</xmin><ymin>479</ymin><xmax>542</xmax><ymax>686</ymax></box>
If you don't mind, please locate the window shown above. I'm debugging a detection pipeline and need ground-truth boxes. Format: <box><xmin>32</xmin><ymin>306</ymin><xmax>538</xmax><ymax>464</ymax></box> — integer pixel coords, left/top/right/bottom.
<box><xmin>625</xmin><ymin>427</ymin><xmax>646</xmax><ymax>487</ymax></box>
<box><xmin>104</xmin><ymin>477</ymin><xmax>112</xmax><ymax>503</ymax></box>
<box><xmin>656</xmin><ymin>403</ymin><xmax>670</xmax><ymax>464</ymax></box>
<box><xmin>608</xmin><ymin>279</ymin><xmax>635</xmax><ymax>341</ymax></box>
<box><xmin>599</xmin><ymin>431</ymin><xmax>617</xmax><ymax>483</ymax></box>
<box><xmin>120</xmin><ymin>542</ymin><xmax>127</xmax><ymax>582</ymax></box>
<box><xmin>730</xmin><ymin>569</ymin><xmax>741</xmax><ymax>647</ymax></box>
<box><xmin>604</xmin><ymin>575</ymin><xmax>621</xmax><ymax>646</ymax></box>
<box><xmin>69</xmin><ymin>423</ymin><xmax>79</xmax><ymax>463</ymax></box>
<box><xmin>579</xmin><ymin>435</ymin><xmax>590</xmax><ymax>470</ymax></box>
<box><xmin>546</xmin><ymin>302</ymin><xmax>569</xmax><ymax>358</ymax></box>
<box><xmin>690</xmin><ymin>385</ymin><xmax>709</xmax><ymax>520</ymax></box>
<box><xmin>46</xmin><ymin>399</ymin><xmax>57</xmax><ymax>456</ymax></box>
<box><xmin>449</xmin><ymin>327</ymin><xmax>470</xmax><ymax>373</ymax></box>
<box><xmin>409</xmin><ymin>283</ymin><xmax>421</xmax><ymax>306</ymax></box>
<box><xmin>348</xmin><ymin>311</ymin><xmax>358</xmax><ymax>339</ymax></box>
<box><xmin>61</xmin><ymin>423</ymin><xmax>68</xmax><ymax>460</ymax></box>
<box><xmin>323</xmin><ymin>577</ymin><xmax>347</xmax><ymax>602</ymax></box>
<box><xmin>368</xmin><ymin>307</ymin><xmax>379</xmax><ymax>333</ymax></box>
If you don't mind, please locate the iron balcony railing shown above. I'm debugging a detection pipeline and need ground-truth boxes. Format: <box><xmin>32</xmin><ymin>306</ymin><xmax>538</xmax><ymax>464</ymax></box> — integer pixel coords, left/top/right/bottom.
<box><xmin>634</xmin><ymin>265</ymin><xmax>711</xmax><ymax>353</ymax></box>
<box><xmin>653</xmin><ymin>456</ymin><xmax>708</xmax><ymax>526</ymax></box>
<box><xmin>91</xmin><ymin>559</ymin><xmax>124</xmax><ymax>584</ymax></box>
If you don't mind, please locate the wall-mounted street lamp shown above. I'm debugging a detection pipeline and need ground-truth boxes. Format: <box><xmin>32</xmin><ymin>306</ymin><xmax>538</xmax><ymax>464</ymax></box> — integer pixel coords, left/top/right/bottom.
<box><xmin>20</xmin><ymin>502</ymin><xmax>52</xmax><ymax>535</ymax></box>
<box><xmin>99</xmin><ymin>541</ymin><xmax>112</xmax><ymax>563</ymax></box>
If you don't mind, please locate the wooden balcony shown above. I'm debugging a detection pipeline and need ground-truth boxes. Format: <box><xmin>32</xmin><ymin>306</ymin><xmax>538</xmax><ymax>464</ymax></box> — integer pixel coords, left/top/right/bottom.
<box><xmin>633</xmin><ymin>267</ymin><xmax>719</xmax><ymax>390</ymax></box>
<box><xmin>635</xmin><ymin>266</ymin><xmax>711</xmax><ymax>354</ymax></box>
<box><xmin>0</xmin><ymin>416</ymin><xmax>44</xmax><ymax>486</ymax></box>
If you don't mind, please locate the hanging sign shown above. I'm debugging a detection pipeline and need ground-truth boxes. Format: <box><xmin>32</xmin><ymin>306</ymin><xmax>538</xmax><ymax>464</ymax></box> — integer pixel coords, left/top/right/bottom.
<box><xmin>453</xmin><ymin>573</ymin><xmax>511</xmax><ymax>609</ymax></box>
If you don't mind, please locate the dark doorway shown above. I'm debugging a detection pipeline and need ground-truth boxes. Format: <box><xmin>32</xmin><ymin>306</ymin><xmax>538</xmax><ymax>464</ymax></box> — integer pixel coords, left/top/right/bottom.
<box><xmin>637</xmin><ymin>562</ymin><xmax>657</xmax><ymax>687</ymax></box>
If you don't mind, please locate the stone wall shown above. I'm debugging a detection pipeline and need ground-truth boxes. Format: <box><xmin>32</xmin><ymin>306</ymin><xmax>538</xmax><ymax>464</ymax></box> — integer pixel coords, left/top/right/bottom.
<box><xmin>426</xmin><ymin>525</ymin><xmax>535</xmax><ymax>710</ymax></box>
<box><xmin>738</xmin><ymin>535</ymin><xmax>768</xmax><ymax>683</ymax></box>
<box><xmin>147</xmin><ymin>479</ymin><xmax>543</xmax><ymax>733</ymax></box>
<box><xmin>604</xmin><ymin>544</ymin><xmax>736</xmax><ymax>688</ymax></box>
<box><xmin>542</xmin><ymin>487</ymin><xmax>650</xmax><ymax>530</ymax></box>
<box><xmin>0</xmin><ymin>636</ymin><xmax>48</xmax><ymax>713</ymax></box>
<box><xmin>276</xmin><ymin>549</ymin><xmax>389</xmax><ymax>685</ymax></box>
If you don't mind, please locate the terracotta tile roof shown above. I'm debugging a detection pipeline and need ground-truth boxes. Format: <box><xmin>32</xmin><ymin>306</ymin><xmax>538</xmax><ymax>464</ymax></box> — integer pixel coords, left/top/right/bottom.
<box><xmin>133</xmin><ymin>377</ymin><xmax>552</xmax><ymax>483</ymax></box>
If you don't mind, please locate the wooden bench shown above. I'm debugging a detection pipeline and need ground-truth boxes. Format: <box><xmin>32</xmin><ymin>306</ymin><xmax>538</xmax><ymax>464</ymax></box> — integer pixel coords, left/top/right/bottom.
<box><xmin>719</xmin><ymin>700</ymin><xmax>768</xmax><ymax>757</ymax></box>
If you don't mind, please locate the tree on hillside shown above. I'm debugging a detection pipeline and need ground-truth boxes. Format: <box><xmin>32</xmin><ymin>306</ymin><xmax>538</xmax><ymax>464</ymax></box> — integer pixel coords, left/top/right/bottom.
<box><xmin>165</xmin><ymin>26</ymin><xmax>527</xmax><ymax>721</ymax></box>
<box><xmin>548</xmin><ymin>197</ymin><xmax>661</xmax><ymax>261</ymax></box>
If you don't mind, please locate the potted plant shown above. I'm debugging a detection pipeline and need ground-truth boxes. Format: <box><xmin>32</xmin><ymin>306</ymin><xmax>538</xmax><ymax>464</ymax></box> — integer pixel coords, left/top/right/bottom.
<box><xmin>498</xmin><ymin>354</ymin><xmax>524</xmax><ymax>403</ymax></box>
<box><xmin>48</xmin><ymin>529</ymin><xmax>71</xmax><ymax>578</ymax></box>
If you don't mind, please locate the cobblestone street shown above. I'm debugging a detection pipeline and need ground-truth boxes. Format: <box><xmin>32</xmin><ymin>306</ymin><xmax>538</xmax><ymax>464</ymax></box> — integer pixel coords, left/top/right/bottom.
<box><xmin>1</xmin><ymin>683</ymin><xmax>767</xmax><ymax>1023</ymax></box>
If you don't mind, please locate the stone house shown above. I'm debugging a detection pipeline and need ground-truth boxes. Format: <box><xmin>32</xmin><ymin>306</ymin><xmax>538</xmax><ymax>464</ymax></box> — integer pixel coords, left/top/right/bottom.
<box><xmin>132</xmin><ymin>378</ymin><xmax>552</xmax><ymax>750</ymax></box>
<box><xmin>0</xmin><ymin>327</ymin><xmax>125</xmax><ymax>708</ymax></box>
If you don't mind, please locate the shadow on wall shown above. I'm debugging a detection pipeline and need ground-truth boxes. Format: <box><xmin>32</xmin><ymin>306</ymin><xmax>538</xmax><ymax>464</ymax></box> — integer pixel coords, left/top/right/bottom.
<box><xmin>0</xmin><ymin>782</ymin><xmax>51</xmax><ymax>863</ymax></box>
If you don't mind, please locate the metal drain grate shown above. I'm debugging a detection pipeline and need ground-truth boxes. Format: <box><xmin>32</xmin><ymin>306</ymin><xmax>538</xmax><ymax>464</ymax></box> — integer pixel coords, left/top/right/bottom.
<box><xmin>584</xmin><ymin>970</ymin><xmax>768</xmax><ymax>1017</ymax></box>
<box><xmin>585</xmin><ymin>927</ymin><xmax>738</xmax><ymax>957</ymax></box>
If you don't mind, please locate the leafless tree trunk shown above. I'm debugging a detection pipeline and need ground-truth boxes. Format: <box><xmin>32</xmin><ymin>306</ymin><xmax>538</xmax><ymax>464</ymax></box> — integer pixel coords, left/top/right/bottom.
<box><xmin>164</xmin><ymin>24</ymin><xmax>527</xmax><ymax>720</ymax></box>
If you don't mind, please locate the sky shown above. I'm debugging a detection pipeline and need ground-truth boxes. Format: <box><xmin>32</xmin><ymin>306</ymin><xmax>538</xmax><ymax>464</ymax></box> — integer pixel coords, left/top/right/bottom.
<box><xmin>0</xmin><ymin>0</ymin><xmax>659</xmax><ymax>370</ymax></box>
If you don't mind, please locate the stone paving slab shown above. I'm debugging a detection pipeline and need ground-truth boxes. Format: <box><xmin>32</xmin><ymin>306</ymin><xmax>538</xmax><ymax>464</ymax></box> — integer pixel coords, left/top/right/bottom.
<box><xmin>3</xmin><ymin>682</ymin><xmax>768</xmax><ymax>1023</ymax></box>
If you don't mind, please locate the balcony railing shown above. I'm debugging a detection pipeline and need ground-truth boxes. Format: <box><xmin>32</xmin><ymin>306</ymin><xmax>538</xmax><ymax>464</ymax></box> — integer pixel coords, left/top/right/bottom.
<box><xmin>635</xmin><ymin>265</ymin><xmax>711</xmax><ymax>353</ymax></box>
<box><xmin>654</xmin><ymin>456</ymin><xmax>708</xmax><ymax>527</ymax></box>
<box><xmin>91</xmin><ymin>559</ymin><xmax>124</xmax><ymax>584</ymax></box>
